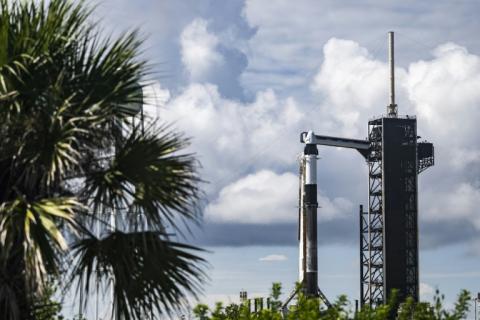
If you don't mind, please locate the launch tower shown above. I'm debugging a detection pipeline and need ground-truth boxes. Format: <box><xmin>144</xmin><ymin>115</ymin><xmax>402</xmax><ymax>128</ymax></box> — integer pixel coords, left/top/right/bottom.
<box><xmin>289</xmin><ymin>32</ymin><xmax>434</xmax><ymax>311</ymax></box>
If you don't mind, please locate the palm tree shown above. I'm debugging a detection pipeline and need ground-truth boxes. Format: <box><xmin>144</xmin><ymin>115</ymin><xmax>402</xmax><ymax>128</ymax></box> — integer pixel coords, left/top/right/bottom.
<box><xmin>0</xmin><ymin>1</ymin><xmax>205</xmax><ymax>319</ymax></box>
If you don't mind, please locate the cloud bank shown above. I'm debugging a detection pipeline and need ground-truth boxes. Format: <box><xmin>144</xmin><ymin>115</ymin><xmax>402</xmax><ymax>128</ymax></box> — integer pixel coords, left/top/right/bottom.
<box><xmin>259</xmin><ymin>254</ymin><xmax>288</xmax><ymax>262</ymax></box>
<box><xmin>151</xmin><ymin>30</ymin><xmax>480</xmax><ymax>250</ymax></box>
<box><xmin>204</xmin><ymin>170</ymin><xmax>353</xmax><ymax>224</ymax></box>
<box><xmin>181</xmin><ymin>19</ymin><xmax>224</xmax><ymax>82</ymax></box>
<box><xmin>103</xmin><ymin>0</ymin><xmax>480</xmax><ymax>251</ymax></box>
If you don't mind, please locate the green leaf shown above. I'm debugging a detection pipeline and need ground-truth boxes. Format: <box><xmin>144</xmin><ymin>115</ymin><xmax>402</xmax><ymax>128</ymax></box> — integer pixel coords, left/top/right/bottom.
<box><xmin>70</xmin><ymin>231</ymin><xmax>207</xmax><ymax>319</ymax></box>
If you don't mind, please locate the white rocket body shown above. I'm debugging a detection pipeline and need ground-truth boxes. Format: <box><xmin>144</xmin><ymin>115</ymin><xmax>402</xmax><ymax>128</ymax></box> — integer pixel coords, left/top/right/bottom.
<box><xmin>298</xmin><ymin>160</ymin><xmax>306</xmax><ymax>282</ymax></box>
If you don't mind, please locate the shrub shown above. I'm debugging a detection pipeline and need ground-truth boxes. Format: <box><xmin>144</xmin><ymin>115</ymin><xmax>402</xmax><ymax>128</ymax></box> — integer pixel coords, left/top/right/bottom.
<box><xmin>192</xmin><ymin>283</ymin><xmax>471</xmax><ymax>320</ymax></box>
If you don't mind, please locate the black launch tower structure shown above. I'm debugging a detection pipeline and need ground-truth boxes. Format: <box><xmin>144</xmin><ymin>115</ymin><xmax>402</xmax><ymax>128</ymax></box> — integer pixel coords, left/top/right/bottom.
<box><xmin>360</xmin><ymin>115</ymin><xmax>434</xmax><ymax>307</ymax></box>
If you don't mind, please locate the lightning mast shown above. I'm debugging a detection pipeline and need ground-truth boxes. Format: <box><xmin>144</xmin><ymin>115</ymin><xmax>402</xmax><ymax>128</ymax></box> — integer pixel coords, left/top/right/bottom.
<box><xmin>387</xmin><ymin>31</ymin><xmax>397</xmax><ymax>117</ymax></box>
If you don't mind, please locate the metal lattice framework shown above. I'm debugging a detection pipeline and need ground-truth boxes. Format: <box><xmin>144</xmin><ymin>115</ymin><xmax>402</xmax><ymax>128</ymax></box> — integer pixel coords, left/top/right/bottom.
<box><xmin>418</xmin><ymin>142</ymin><xmax>435</xmax><ymax>174</ymax></box>
<box><xmin>361</xmin><ymin>119</ymin><xmax>385</xmax><ymax>307</ymax></box>
<box><xmin>403</xmin><ymin>122</ymin><xmax>419</xmax><ymax>298</ymax></box>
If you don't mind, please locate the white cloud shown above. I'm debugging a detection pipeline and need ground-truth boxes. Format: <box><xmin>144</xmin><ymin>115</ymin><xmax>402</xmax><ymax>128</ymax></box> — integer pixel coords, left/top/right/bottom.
<box><xmin>157</xmin><ymin>83</ymin><xmax>308</xmax><ymax>192</ymax></box>
<box><xmin>147</xmin><ymin>32</ymin><xmax>480</xmax><ymax>246</ymax></box>
<box><xmin>311</xmin><ymin>37</ymin><xmax>411</xmax><ymax>137</ymax></box>
<box><xmin>407</xmin><ymin>42</ymin><xmax>480</xmax><ymax>148</ymax></box>
<box><xmin>420</xmin><ymin>282</ymin><xmax>434</xmax><ymax>299</ymax></box>
<box><xmin>141</xmin><ymin>81</ymin><xmax>171</xmax><ymax>120</ymax></box>
<box><xmin>204</xmin><ymin>170</ymin><xmax>353</xmax><ymax>224</ymax></box>
<box><xmin>180</xmin><ymin>18</ymin><xmax>224</xmax><ymax>81</ymax></box>
<box><xmin>205</xmin><ymin>170</ymin><xmax>297</xmax><ymax>224</ymax></box>
<box><xmin>405</xmin><ymin>44</ymin><xmax>480</xmax><ymax>228</ymax></box>
<box><xmin>259</xmin><ymin>254</ymin><xmax>288</xmax><ymax>262</ymax></box>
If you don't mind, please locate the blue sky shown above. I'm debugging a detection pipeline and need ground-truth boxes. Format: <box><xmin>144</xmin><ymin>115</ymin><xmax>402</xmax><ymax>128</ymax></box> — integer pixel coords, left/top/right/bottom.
<box><xmin>65</xmin><ymin>0</ymin><xmax>480</xmax><ymax>318</ymax></box>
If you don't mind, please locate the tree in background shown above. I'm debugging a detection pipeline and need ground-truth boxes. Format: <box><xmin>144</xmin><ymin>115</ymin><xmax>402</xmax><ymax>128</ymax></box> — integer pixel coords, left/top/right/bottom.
<box><xmin>192</xmin><ymin>284</ymin><xmax>472</xmax><ymax>320</ymax></box>
<box><xmin>0</xmin><ymin>1</ymin><xmax>205</xmax><ymax>319</ymax></box>
<box><xmin>32</xmin><ymin>279</ymin><xmax>63</xmax><ymax>320</ymax></box>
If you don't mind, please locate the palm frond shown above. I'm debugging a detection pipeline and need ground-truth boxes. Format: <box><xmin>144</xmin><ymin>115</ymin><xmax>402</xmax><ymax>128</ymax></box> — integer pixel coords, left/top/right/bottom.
<box><xmin>70</xmin><ymin>231</ymin><xmax>207</xmax><ymax>319</ymax></box>
<box><xmin>0</xmin><ymin>197</ymin><xmax>82</xmax><ymax>288</ymax></box>
<box><xmin>83</xmin><ymin>124</ymin><xmax>203</xmax><ymax>231</ymax></box>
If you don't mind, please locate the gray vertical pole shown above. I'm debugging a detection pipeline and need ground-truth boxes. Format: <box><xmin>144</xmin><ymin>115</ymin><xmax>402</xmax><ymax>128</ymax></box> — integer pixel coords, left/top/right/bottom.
<box><xmin>140</xmin><ymin>104</ymin><xmax>145</xmax><ymax>135</ymax></box>
<box><xmin>475</xmin><ymin>298</ymin><xmax>477</xmax><ymax>320</ymax></box>
<box><xmin>304</xmin><ymin>134</ymin><xmax>319</xmax><ymax>297</ymax></box>
<box><xmin>389</xmin><ymin>31</ymin><xmax>395</xmax><ymax>107</ymax></box>
<box><xmin>387</xmin><ymin>31</ymin><xmax>397</xmax><ymax>117</ymax></box>
<box><xmin>368</xmin><ymin>193</ymin><xmax>372</xmax><ymax>305</ymax></box>
<box><xmin>110</xmin><ymin>210</ymin><xmax>116</xmax><ymax>320</ymax></box>
<box><xmin>79</xmin><ymin>280</ymin><xmax>83</xmax><ymax>317</ymax></box>
<box><xmin>96</xmin><ymin>217</ymin><xmax>100</xmax><ymax>320</ymax></box>
<box><xmin>359</xmin><ymin>205</ymin><xmax>364</xmax><ymax>307</ymax></box>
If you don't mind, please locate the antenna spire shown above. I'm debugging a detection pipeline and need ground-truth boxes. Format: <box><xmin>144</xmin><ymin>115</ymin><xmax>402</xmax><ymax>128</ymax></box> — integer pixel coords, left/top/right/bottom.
<box><xmin>387</xmin><ymin>31</ymin><xmax>398</xmax><ymax>117</ymax></box>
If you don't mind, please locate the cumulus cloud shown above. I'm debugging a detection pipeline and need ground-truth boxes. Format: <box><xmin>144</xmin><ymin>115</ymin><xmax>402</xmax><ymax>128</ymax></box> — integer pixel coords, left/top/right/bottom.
<box><xmin>147</xmin><ymin>31</ymin><xmax>480</xmax><ymax>248</ymax></box>
<box><xmin>142</xmin><ymin>81</ymin><xmax>171</xmax><ymax>118</ymax></box>
<box><xmin>311</xmin><ymin>37</ymin><xmax>410</xmax><ymax>137</ymax></box>
<box><xmin>179</xmin><ymin>17</ymin><xmax>250</xmax><ymax>99</ymax></box>
<box><xmin>205</xmin><ymin>170</ymin><xmax>297</xmax><ymax>224</ymax></box>
<box><xmin>420</xmin><ymin>282</ymin><xmax>434</xmax><ymax>299</ymax></box>
<box><xmin>406</xmin><ymin>44</ymin><xmax>480</xmax><ymax>233</ymax></box>
<box><xmin>259</xmin><ymin>254</ymin><xmax>288</xmax><ymax>262</ymax></box>
<box><xmin>181</xmin><ymin>18</ymin><xmax>224</xmax><ymax>81</ymax></box>
<box><xmin>204</xmin><ymin>170</ymin><xmax>353</xmax><ymax>224</ymax></box>
<box><xmin>407</xmin><ymin>43</ymin><xmax>480</xmax><ymax>148</ymax></box>
<box><xmin>157</xmin><ymin>83</ymin><xmax>308</xmax><ymax>192</ymax></box>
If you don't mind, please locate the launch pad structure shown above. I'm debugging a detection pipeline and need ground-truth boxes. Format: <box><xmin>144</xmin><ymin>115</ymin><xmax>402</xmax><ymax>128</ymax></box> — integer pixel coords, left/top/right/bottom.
<box><xmin>284</xmin><ymin>32</ymin><xmax>435</xmax><ymax>312</ymax></box>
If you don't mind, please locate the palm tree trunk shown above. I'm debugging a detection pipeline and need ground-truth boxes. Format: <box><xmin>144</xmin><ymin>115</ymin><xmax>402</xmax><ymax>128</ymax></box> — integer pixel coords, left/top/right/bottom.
<box><xmin>0</xmin><ymin>238</ymin><xmax>33</xmax><ymax>320</ymax></box>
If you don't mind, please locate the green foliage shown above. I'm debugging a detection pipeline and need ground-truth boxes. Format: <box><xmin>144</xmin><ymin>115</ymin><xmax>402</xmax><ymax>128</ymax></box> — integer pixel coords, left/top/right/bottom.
<box><xmin>193</xmin><ymin>304</ymin><xmax>210</xmax><ymax>320</ymax></box>
<box><xmin>192</xmin><ymin>284</ymin><xmax>472</xmax><ymax>320</ymax></box>
<box><xmin>32</xmin><ymin>279</ymin><xmax>64</xmax><ymax>320</ymax></box>
<box><xmin>71</xmin><ymin>231</ymin><xmax>205</xmax><ymax>317</ymax></box>
<box><xmin>269</xmin><ymin>282</ymin><xmax>282</xmax><ymax>312</ymax></box>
